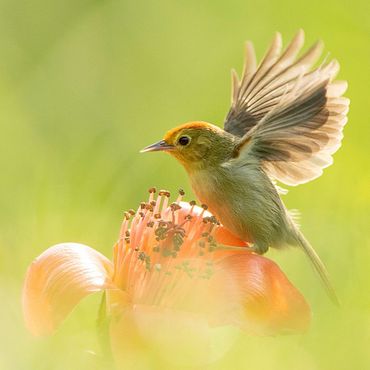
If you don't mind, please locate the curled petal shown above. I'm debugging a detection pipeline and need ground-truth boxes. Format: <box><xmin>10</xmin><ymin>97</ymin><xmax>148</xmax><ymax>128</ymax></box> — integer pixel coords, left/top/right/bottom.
<box><xmin>214</xmin><ymin>253</ymin><xmax>311</xmax><ymax>334</ymax></box>
<box><xmin>22</xmin><ymin>243</ymin><xmax>114</xmax><ymax>336</ymax></box>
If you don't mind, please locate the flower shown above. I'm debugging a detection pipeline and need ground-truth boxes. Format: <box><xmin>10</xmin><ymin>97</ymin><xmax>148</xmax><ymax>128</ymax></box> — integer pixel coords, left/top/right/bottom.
<box><xmin>22</xmin><ymin>188</ymin><xmax>310</xmax><ymax>366</ymax></box>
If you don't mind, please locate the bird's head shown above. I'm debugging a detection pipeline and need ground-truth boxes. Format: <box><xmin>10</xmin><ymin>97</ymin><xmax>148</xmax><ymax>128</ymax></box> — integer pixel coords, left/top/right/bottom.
<box><xmin>141</xmin><ymin>121</ymin><xmax>235</xmax><ymax>171</ymax></box>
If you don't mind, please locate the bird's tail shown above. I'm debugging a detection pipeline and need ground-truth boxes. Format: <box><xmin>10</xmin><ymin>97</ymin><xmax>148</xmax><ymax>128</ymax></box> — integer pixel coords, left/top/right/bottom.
<box><xmin>296</xmin><ymin>231</ymin><xmax>339</xmax><ymax>305</ymax></box>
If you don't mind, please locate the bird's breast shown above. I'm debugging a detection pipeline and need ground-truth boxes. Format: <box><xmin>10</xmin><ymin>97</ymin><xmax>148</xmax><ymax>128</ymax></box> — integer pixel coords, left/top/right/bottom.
<box><xmin>189</xmin><ymin>167</ymin><xmax>251</xmax><ymax>239</ymax></box>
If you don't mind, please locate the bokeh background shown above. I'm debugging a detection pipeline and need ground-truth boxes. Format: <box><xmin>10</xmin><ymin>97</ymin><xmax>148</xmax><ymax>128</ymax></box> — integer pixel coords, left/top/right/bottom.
<box><xmin>0</xmin><ymin>0</ymin><xmax>369</xmax><ymax>369</ymax></box>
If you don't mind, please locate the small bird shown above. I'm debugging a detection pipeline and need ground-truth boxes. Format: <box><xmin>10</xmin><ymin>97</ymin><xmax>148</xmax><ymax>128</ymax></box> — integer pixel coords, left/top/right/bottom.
<box><xmin>141</xmin><ymin>30</ymin><xmax>349</xmax><ymax>303</ymax></box>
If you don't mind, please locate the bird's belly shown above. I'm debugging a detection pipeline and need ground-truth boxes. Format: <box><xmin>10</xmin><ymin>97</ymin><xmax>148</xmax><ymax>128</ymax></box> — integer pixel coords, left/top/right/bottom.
<box><xmin>190</xmin><ymin>167</ymin><xmax>289</xmax><ymax>246</ymax></box>
<box><xmin>190</xmin><ymin>170</ymin><xmax>254</xmax><ymax>241</ymax></box>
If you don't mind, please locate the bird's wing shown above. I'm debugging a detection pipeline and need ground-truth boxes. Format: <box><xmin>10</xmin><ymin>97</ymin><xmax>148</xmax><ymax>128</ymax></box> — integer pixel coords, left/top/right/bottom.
<box><xmin>224</xmin><ymin>30</ymin><xmax>322</xmax><ymax>137</ymax></box>
<box><xmin>225</xmin><ymin>30</ymin><xmax>349</xmax><ymax>186</ymax></box>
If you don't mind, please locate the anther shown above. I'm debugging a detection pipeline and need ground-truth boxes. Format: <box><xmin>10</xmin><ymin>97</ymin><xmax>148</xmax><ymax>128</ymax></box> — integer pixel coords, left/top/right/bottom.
<box><xmin>145</xmin><ymin>203</ymin><xmax>154</xmax><ymax>211</ymax></box>
<box><xmin>125</xmin><ymin>230</ymin><xmax>130</xmax><ymax>237</ymax></box>
<box><xmin>178</xmin><ymin>189</ymin><xmax>185</xmax><ymax>196</ymax></box>
<box><xmin>158</xmin><ymin>221</ymin><xmax>168</xmax><ymax>228</ymax></box>
<box><xmin>125</xmin><ymin>237</ymin><xmax>130</xmax><ymax>243</ymax></box>
<box><xmin>124</xmin><ymin>212</ymin><xmax>131</xmax><ymax>220</ymax></box>
<box><xmin>147</xmin><ymin>221</ymin><xmax>155</xmax><ymax>228</ymax></box>
<box><xmin>155</xmin><ymin>228</ymin><xmax>165</xmax><ymax>236</ymax></box>
<box><xmin>150</xmin><ymin>200</ymin><xmax>156</xmax><ymax>207</ymax></box>
<box><xmin>170</xmin><ymin>203</ymin><xmax>182</xmax><ymax>211</ymax></box>
<box><xmin>189</xmin><ymin>200</ymin><xmax>196</xmax><ymax>206</ymax></box>
<box><xmin>210</xmin><ymin>216</ymin><xmax>218</xmax><ymax>224</ymax></box>
<box><xmin>129</xmin><ymin>209</ymin><xmax>136</xmax><ymax>215</ymax></box>
<box><xmin>198</xmin><ymin>240</ymin><xmax>205</xmax><ymax>248</ymax></box>
<box><xmin>201</xmin><ymin>204</ymin><xmax>208</xmax><ymax>210</ymax></box>
<box><xmin>154</xmin><ymin>213</ymin><xmax>161</xmax><ymax>219</ymax></box>
<box><xmin>148</xmin><ymin>187</ymin><xmax>157</xmax><ymax>194</ymax></box>
<box><xmin>140</xmin><ymin>202</ymin><xmax>146</xmax><ymax>209</ymax></box>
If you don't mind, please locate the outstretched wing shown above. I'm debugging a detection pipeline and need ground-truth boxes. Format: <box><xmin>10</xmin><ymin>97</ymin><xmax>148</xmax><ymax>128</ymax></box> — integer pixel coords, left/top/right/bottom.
<box><xmin>225</xmin><ymin>30</ymin><xmax>349</xmax><ymax>186</ymax></box>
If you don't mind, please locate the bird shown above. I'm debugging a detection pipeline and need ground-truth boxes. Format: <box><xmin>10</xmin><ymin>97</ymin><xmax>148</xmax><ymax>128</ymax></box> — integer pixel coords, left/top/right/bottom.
<box><xmin>141</xmin><ymin>30</ymin><xmax>349</xmax><ymax>304</ymax></box>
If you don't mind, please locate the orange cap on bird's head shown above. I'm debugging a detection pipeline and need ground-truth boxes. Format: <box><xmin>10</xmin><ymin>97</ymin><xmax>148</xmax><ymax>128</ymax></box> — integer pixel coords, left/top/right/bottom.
<box><xmin>140</xmin><ymin>121</ymin><xmax>233</xmax><ymax>170</ymax></box>
<box><xmin>140</xmin><ymin>121</ymin><xmax>220</xmax><ymax>152</ymax></box>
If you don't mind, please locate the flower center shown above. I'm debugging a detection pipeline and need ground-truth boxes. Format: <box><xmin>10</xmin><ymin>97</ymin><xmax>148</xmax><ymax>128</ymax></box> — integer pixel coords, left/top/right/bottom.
<box><xmin>112</xmin><ymin>188</ymin><xmax>224</xmax><ymax>312</ymax></box>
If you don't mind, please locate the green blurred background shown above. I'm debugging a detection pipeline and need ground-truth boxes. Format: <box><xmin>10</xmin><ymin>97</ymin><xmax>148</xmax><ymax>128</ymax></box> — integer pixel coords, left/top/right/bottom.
<box><xmin>0</xmin><ymin>0</ymin><xmax>369</xmax><ymax>369</ymax></box>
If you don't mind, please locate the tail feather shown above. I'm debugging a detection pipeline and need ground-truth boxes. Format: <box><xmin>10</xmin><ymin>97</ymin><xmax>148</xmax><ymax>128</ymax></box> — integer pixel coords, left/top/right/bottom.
<box><xmin>296</xmin><ymin>232</ymin><xmax>339</xmax><ymax>305</ymax></box>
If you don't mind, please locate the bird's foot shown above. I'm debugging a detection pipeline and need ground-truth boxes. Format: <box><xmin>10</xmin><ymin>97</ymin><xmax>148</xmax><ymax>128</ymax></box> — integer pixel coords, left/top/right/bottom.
<box><xmin>248</xmin><ymin>243</ymin><xmax>269</xmax><ymax>255</ymax></box>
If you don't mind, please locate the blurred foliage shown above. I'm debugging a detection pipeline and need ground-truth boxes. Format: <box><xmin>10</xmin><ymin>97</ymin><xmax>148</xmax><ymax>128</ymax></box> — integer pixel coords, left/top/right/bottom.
<box><xmin>0</xmin><ymin>0</ymin><xmax>369</xmax><ymax>369</ymax></box>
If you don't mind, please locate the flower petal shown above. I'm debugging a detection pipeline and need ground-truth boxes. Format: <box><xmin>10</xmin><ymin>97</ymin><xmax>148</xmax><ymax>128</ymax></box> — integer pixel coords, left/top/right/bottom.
<box><xmin>109</xmin><ymin>305</ymin><xmax>237</xmax><ymax>368</ymax></box>
<box><xmin>22</xmin><ymin>242</ymin><xmax>114</xmax><ymax>336</ymax></box>
<box><xmin>214</xmin><ymin>226</ymin><xmax>249</xmax><ymax>246</ymax></box>
<box><xmin>214</xmin><ymin>253</ymin><xmax>311</xmax><ymax>334</ymax></box>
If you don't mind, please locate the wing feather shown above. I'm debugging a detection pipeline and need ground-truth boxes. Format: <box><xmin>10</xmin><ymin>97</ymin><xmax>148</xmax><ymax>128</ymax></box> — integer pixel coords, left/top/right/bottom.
<box><xmin>224</xmin><ymin>31</ymin><xmax>348</xmax><ymax>186</ymax></box>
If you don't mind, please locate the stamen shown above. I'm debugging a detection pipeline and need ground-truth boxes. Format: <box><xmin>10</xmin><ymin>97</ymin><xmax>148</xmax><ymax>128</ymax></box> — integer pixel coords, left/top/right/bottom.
<box><xmin>170</xmin><ymin>203</ymin><xmax>182</xmax><ymax>211</ymax></box>
<box><xmin>148</xmin><ymin>187</ymin><xmax>156</xmax><ymax>203</ymax></box>
<box><xmin>115</xmin><ymin>186</ymin><xmax>232</xmax><ymax>310</ymax></box>
<box><xmin>154</xmin><ymin>194</ymin><xmax>162</xmax><ymax>214</ymax></box>
<box><xmin>145</xmin><ymin>203</ymin><xmax>154</xmax><ymax>212</ymax></box>
<box><xmin>119</xmin><ymin>219</ymin><xmax>129</xmax><ymax>239</ymax></box>
<box><xmin>176</xmin><ymin>188</ymin><xmax>185</xmax><ymax>203</ymax></box>
<box><xmin>200</xmin><ymin>204</ymin><xmax>208</xmax><ymax>218</ymax></box>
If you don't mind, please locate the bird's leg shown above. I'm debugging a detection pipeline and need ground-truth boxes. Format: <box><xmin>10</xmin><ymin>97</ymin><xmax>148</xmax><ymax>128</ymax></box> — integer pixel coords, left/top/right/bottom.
<box><xmin>248</xmin><ymin>242</ymin><xmax>269</xmax><ymax>255</ymax></box>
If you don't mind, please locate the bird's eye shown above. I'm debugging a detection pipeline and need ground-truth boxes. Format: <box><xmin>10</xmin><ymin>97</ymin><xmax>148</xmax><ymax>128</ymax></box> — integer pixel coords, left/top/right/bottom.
<box><xmin>178</xmin><ymin>136</ymin><xmax>191</xmax><ymax>146</ymax></box>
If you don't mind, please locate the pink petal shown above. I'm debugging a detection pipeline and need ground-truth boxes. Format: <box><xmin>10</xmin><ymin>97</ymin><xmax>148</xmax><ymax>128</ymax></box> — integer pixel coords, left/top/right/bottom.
<box><xmin>22</xmin><ymin>242</ymin><xmax>114</xmax><ymax>336</ymax></box>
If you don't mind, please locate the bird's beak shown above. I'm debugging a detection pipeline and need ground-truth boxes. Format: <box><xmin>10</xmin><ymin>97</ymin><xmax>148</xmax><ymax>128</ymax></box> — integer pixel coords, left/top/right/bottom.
<box><xmin>140</xmin><ymin>140</ymin><xmax>175</xmax><ymax>153</ymax></box>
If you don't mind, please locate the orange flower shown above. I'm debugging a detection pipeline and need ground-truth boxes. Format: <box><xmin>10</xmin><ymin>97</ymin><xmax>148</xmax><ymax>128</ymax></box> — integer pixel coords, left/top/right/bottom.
<box><xmin>22</xmin><ymin>189</ymin><xmax>310</xmax><ymax>366</ymax></box>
